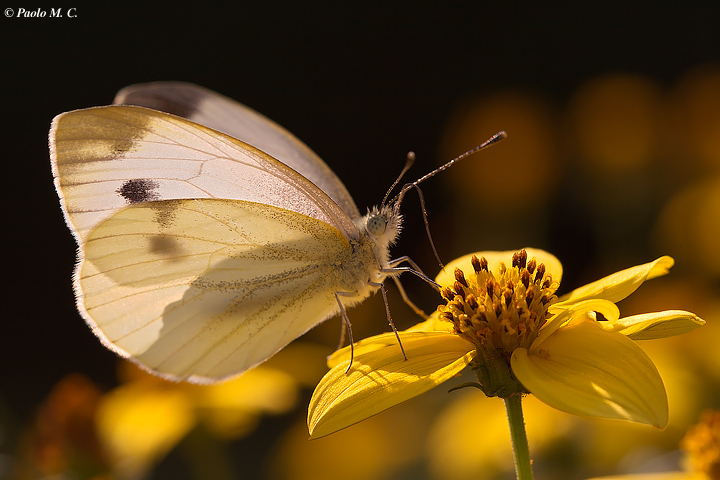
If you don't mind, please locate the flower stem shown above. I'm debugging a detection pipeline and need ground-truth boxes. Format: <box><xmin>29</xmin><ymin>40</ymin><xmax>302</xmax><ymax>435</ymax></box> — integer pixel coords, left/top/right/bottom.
<box><xmin>504</xmin><ymin>394</ymin><xmax>534</xmax><ymax>480</ymax></box>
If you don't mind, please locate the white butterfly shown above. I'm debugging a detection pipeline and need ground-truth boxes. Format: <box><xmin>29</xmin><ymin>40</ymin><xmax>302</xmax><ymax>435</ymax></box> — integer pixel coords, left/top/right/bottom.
<box><xmin>50</xmin><ymin>82</ymin><xmax>504</xmax><ymax>383</ymax></box>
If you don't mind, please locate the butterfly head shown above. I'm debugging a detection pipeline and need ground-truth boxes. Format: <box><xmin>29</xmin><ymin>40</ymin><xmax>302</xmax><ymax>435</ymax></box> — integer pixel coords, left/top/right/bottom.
<box><xmin>360</xmin><ymin>205</ymin><xmax>402</xmax><ymax>263</ymax></box>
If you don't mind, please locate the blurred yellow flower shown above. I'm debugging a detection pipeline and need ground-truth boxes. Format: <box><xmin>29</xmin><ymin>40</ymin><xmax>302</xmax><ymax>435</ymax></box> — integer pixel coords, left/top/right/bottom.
<box><xmin>654</xmin><ymin>175</ymin><xmax>720</xmax><ymax>277</ymax></box>
<box><xmin>12</xmin><ymin>375</ymin><xmax>109</xmax><ymax>479</ymax></box>
<box><xmin>568</xmin><ymin>73</ymin><xmax>662</xmax><ymax>173</ymax></box>
<box><xmin>585</xmin><ymin>409</ymin><xmax>720</xmax><ymax>480</ymax></box>
<box><xmin>308</xmin><ymin>249</ymin><xmax>704</xmax><ymax>439</ymax></box>
<box><xmin>425</xmin><ymin>391</ymin><xmax>573</xmax><ymax>480</ymax></box>
<box><xmin>681</xmin><ymin>410</ymin><xmax>720</xmax><ymax>480</ymax></box>
<box><xmin>97</xmin><ymin>361</ymin><xmax>299</xmax><ymax>479</ymax></box>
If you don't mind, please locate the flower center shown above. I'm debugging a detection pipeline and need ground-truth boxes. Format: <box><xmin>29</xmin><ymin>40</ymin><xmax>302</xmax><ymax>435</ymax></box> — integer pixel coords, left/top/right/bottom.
<box><xmin>438</xmin><ymin>250</ymin><xmax>559</xmax><ymax>359</ymax></box>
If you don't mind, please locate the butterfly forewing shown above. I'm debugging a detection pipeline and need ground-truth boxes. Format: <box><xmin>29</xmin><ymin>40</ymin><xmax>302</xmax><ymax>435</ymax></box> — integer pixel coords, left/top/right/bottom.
<box><xmin>51</xmin><ymin>106</ymin><xmax>359</xmax><ymax>243</ymax></box>
<box><xmin>114</xmin><ymin>82</ymin><xmax>361</xmax><ymax>220</ymax></box>
<box><xmin>79</xmin><ymin>198</ymin><xmax>355</xmax><ymax>382</ymax></box>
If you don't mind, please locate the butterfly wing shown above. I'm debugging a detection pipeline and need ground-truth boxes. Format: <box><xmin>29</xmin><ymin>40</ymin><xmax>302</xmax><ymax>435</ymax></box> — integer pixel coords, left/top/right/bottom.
<box><xmin>114</xmin><ymin>82</ymin><xmax>361</xmax><ymax>220</ymax></box>
<box><xmin>80</xmin><ymin>198</ymin><xmax>354</xmax><ymax>382</ymax></box>
<box><xmin>50</xmin><ymin>106</ymin><xmax>373</xmax><ymax>381</ymax></box>
<box><xmin>50</xmin><ymin>105</ymin><xmax>359</xmax><ymax>243</ymax></box>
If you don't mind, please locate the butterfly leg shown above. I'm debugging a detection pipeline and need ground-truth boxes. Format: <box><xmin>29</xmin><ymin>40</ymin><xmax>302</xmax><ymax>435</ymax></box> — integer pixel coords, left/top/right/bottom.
<box><xmin>385</xmin><ymin>256</ymin><xmax>441</xmax><ymax>291</ymax></box>
<box><xmin>369</xmin><ymin>281</ymin><xmax>407</xmax><ymax>362</ymax></box>
<box><xmin>334</xmin><ymin>282</ymin><xmax>408</xmax><ymax>374</ymax></box>
<box><xmin>334</xmin><ymin>291</ymin><xmax>357</xmax><ymax>373</ymax></box>
<box><xmin>387</xmin><ymin>255</ymin><xmax>425</xmax><ymax>272</ymax></box>
<box><xmin>382</xmin><ymin>256</ymin><xmax>441</xmax><ymax>319</ymax></box>
<box><xmin>391</xmin><ymin>276</ymin><xmax>428</xmax><ymax>319</ymax></box>
<box><xmin>335</xmin><ymin>313</ymin><xmax>348</xmax><ymax>351</ymax></box>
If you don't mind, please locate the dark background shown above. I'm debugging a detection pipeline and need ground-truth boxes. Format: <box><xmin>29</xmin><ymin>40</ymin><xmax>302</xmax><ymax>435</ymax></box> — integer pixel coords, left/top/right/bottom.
<box><xmin>2</xmin><ymin>2</ymin><xmax>719</xmax><ymax>478</ymax></box>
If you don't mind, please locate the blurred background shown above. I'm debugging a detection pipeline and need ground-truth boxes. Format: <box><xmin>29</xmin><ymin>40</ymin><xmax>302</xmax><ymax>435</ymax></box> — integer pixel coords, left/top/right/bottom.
<box><xmin>2</xmin><ymin>3</ymin><xmax>719</xmax><ymax>479</ymax></box>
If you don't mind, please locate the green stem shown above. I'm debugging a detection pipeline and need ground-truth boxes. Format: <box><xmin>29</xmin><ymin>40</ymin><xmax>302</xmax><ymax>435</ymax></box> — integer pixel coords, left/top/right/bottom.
<box><xmin>504</xmin><ymin>394</ymin><xmax>534</xmax><ymax>480</ymax></box>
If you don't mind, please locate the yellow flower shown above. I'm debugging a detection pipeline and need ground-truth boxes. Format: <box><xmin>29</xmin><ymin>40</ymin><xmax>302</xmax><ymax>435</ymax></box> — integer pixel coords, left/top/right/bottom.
<box><xmin>680</xmin><ymin>410</ymin><xmax>720</xmax><ymax>480</ymax></box>
<box><xmin>308</xmin><ymin>249</ymin><xmax>704</xmax><ymax>439</ymax></box>
<box><xmin>97</xmin><ymin>360</ymin><xmax>300</xmax><ymax>479</ymax></box>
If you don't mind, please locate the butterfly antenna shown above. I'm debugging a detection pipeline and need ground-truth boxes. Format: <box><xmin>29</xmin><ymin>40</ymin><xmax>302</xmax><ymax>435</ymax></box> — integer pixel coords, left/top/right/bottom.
<box><xmin>403</xmin><ymin>131</ymin><xmax>507</xmax><ymax>202</ymax></box>
<box><xmin>390</xmin><ymin>131</ymin><xmax>507</xmax><ymax>265</ymax></box>
<box><xmin>381</xmin><ymin>151</ymin><xmax>416</xmax><ymax>207</ymax></box>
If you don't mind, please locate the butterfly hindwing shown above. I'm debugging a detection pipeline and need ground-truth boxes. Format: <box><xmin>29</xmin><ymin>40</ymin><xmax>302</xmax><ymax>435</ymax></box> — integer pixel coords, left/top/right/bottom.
<box><xmin>79</xmin><ymin>198</ymin><xmax>356</xmax><ymax>382</ymax></box>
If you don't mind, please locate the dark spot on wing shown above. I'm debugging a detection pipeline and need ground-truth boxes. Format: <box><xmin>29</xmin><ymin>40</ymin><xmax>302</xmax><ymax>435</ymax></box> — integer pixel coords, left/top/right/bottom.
<box><xmin>105</xmin><ymin>109</ymin><xmax>151</xmax><ymax>157</ymax></box>
<box><xmin>150</xmin><ymin>235</ymin><xmax>181</xmax><ymax>257</ymax></box>
<box><xmin>151</xmin><ymin>202</ymin><xmax>179</xmax><ymax>229</ymax></box>
<box><xmin>117</xmin><ymin>86</ymin><xmax>204</xmax><ymax>120</ymax></box>
<box><xmin>109</xmin><ymin>137</ymin><xmax>141</xmax><ymax>157</ymax></box>
<box><xmin>154</xmin><ymin>208</ymin><xmax>177</xmax><ymax>229</ymax></box>
<box><xmin>117</xmin><ymin>179</ymin><xmax>160</xmax><ymax>204</ymax></box>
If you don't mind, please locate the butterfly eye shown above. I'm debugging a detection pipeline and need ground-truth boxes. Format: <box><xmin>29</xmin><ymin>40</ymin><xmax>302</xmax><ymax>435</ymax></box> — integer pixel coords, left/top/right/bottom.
<box><xmin>366</xmin><ymin>214</ymin><xmax>387</xmax><ymax>236</ymax></box>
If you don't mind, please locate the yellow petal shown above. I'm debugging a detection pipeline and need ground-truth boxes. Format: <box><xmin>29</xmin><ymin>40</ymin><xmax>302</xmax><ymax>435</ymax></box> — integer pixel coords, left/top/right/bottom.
<box><xmin>326</xmin><ymin>320</ymin><xmax>455</xmax><ymax>368</ymax></box>
<box><xmin>435</xmin><ymin>248</ymin><xmax>563</xmax><ymax>286</ymax></box>
<box><xmin>511</xmin><ymin>320</ymin><xmax>668</xmax><ymax>427</ymax></box>
<box><xmin>557</xmin><ymin>256</ymin><xmax>674</xmax><ymax>305</ymax></box>
<box><xmin>536</xmin><ymin>298</ymin><xmax>619</xmax><ymax>349</ymax></box>
<box><xmin>326</xmin><ymin>332</ymin><xmax>402</xmax><ymax>368</ymax></box>
<box><xmin>308</xmin><ymin>333</ymin><xmax>475</xmax><ymax>438</ymax></box>
<box><xmin>596</xmin><ymin>310</ymin><xmax>706</xmax><ymax>340</ymax></box>
<box><xmin>407</xmin><ymin>313</ymin><xmax>454</xmax><ymax>333</ymax></box>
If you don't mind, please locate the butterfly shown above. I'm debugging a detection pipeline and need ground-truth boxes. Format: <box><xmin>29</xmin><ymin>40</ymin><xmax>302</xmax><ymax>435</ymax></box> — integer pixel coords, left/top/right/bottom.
<box><xmin>50</xmin><ymin>82</ymin><xmax>505</xmax><ymax>383</ymax></box>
